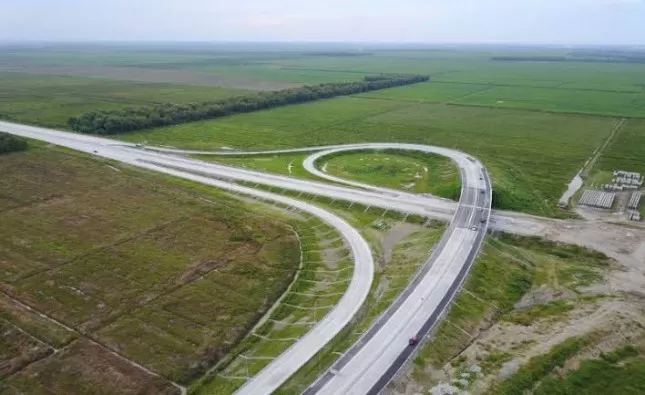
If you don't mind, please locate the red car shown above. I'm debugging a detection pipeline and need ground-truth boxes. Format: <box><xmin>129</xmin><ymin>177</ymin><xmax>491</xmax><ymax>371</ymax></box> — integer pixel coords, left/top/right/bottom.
<box><xmin>409</xmin><ymin>336</ymin><xmax>419</xmax><ymax>346</ymax></box>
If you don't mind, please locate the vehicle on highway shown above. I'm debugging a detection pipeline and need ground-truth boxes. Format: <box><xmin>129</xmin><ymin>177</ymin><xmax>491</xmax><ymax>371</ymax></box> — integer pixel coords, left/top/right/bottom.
<box><xmin>408</xmin><ymin>336</ymin><xmax>419</xmax><ymax>346</ymax></box>
<box><xmin>481</xmin><ymin>218</ymin><xmax>487</xmax><ymax>223</ymax></box>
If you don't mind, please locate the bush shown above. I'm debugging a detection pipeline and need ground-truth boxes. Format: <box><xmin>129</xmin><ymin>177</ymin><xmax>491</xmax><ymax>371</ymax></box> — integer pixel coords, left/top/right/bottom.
<box><xmin>0</xmin><ymin>132</ymin><xmax>28</xmax><ymax>154</ymax></box>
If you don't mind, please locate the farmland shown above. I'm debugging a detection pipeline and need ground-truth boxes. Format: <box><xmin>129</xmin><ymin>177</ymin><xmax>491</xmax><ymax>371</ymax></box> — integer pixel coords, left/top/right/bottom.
<box><xmin>596</xmin><ymin>119</ymin><xmax>645</xmax><ymax>176</ymax></box>
<box><xmin>449</xmin><ymin>85</ymin><xmax>645</xmax><ymax>118</ymax></box>
<box><xmin>122</xmin><ymin>98</ymin><xmax>615</xmax><ymax>217</ymax></box>
<box><xmin>0</xmin><ymin>143</ymin><xmax>302</xmax><ymax>392</ymax></box>
<box><xmin>0</xmin><ymin>72</ymin><xmax>246</xmax><ymax>128</ymax></box>
<box><xmin>2</xmin><ymin>43</ymin><xmax>645</xmax><ymax>394</ymax></box>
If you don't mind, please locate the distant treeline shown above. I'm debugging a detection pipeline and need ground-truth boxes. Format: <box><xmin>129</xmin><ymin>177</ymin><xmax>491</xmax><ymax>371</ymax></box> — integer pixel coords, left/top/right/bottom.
<box><xmin>492</xmin><ymin>54</ymin><xmax>645</xmax><ymax>64</ymax></box>
<box><xmin>491</xmin><ymin>56</ymin><xmax>568</xmax><ymax>62</ymax></box>
<box><xmin>68</xmin><ymin>74</ymin><xmax>429</xmax><ymax>135</ymax></box>
<box><xmin>569</xmin><ymin>49</ymin><xmax>645</xmax><ymax>60</ymax></box>
<box><xmin>303</xmin><ymin>51</ymin><xmax>373</xmax><ymax>57</ymax></box>
<box><xmin>0</xmin><ymin>132</ymin><xmax>28</xmax><ymax>154</ymax></box>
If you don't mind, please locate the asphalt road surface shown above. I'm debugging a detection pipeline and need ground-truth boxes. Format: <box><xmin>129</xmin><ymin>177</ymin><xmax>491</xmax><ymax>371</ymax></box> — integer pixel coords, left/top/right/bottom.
<box><xmin>0</xmin><ymin>121</ymin><xmax>491</xmax><ymax>395</ymax></box>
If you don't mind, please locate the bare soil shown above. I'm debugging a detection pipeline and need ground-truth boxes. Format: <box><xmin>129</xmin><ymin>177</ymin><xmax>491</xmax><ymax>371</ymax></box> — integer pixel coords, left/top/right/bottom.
<box><xmin>391</xmin><ymin>214</ymin><xmax>645</xmax><ymax>395</ymax></box>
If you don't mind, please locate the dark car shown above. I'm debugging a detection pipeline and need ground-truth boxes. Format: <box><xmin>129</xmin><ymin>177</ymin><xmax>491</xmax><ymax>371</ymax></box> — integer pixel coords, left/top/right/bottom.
<box><xmin>409</xmin><ymin>336</ymin><xmax>419</xmax><ymax>346</ymax></box>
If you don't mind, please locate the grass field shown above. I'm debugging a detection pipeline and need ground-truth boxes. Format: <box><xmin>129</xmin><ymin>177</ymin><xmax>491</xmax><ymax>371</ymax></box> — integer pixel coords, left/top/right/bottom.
<box><xmin>121</xmin><ymin>97</ymin><xmax>615</xmax><ymax>217</ymax></box>
<box><xmin>450</xmin><ymin>85</ymin><xmax>645</xmax><ymax>118</ymax></box>
<box><xmin>322</xmin><ymin>150</ymin><xmax>461</xmax><ymax>199</ymax></box>
<box><xmin>0</xmin><ymin>72</ymin><xmax>246</xmax><ymax>128</ymax></box>
<box><xmin>0</xmin><ymin>143</ymin><xmax>302</xmax><ymax>392</ymax></box>
<box><xmin>596</xmin><ymin>119</ymin><xmax>645</xmax><ymax>176</ymax></box>
<box><xmin>4</xmin><ymin>45</ymin><xmax>645</xmax><ymax>117</ymax></box>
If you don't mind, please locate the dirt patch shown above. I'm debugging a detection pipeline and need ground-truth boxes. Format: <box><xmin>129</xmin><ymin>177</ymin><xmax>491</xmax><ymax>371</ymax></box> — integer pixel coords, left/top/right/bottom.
<box><xmin>514</xmin><ymin>285</ymin><xmax>577</xmax><ymax>311</ymax></box>
<box><xmin>382</xmin><ymin>223</ymin><xmax>427</xmax><ymax>265</ymax></box>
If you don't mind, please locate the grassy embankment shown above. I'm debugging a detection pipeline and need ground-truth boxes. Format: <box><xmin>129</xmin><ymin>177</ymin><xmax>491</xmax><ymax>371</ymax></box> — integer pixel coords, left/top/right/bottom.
<box><xmin>408</xmin><ymin>234</ymin><xmax>614</xmax><ymax>390</ymax></box>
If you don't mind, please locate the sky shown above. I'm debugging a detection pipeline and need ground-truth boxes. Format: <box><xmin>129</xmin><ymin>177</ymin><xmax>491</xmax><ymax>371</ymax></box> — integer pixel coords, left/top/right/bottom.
<box><xmin>1</xmin><ymin>0</ymin><xmax>644</xmax><ymax>45</ymax></box>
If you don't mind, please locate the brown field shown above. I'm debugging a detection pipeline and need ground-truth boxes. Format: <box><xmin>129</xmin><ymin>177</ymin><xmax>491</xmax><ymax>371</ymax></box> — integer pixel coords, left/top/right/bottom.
<box><xmin>1</xmin><ymin>340</ymin><xmax>179</xmax><ymax>395</ymax></box>
<box><xmin>0</xmin><ymin>144</ymin><xmax>301</xmax><ymax>391</ymax></box>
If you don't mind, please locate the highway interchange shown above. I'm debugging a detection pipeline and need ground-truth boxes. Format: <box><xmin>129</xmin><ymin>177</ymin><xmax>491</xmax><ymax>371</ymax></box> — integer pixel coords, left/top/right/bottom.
<box><xmin>1</xmin><ymin>120</ymin><xmax>491</xmax><ymax>395</ymax></box>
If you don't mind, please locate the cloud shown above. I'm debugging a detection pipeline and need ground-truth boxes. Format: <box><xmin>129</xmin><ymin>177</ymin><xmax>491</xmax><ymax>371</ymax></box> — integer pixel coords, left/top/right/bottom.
<box><xmin>0</xmin><ymin>0</ymin><xmax>644</xmax><ymax>44</ymax></box>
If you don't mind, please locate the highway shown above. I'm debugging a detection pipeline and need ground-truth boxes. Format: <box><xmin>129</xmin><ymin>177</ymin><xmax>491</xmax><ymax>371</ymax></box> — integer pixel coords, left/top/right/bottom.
<box><xmin>0</xmin><ymin>120</ymin><xmax>491</xmax><ymax>395</ymax></box>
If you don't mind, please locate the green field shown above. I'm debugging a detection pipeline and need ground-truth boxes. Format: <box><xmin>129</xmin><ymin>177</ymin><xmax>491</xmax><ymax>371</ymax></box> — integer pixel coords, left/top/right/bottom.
<box><xmin>596</xmin><ymin>119</ymin><xmax>645</xmax><ymax>175</ymax></box>
<box><xmin>323</xmin><ymin>150</ymin><xmax>461</xmax><ymax>199</ymax></box>
<box><xmin>450</xmin><ymin>85</ymin><xmax>645</xmax><ymax>117</ymax></box>
<box><xmin>2</xmin><ymin>44</ymin><xmax>645</xmax><ymax>394</ymax></box>
<box><xmin>4</xmin><ymin>44</ymin><xmax>641</xmax><ymax>217</ymax></box>
<box><xmin>0</xmin><ymin>143</ymin><xmax>302</xmax><ymax>391</ymax></box>
<box><xmin>357</xmin><ymin>82</ymin><xmax>491</xmax><ymax>104</ymax></box>
<box><xmin>121</xmin><ymin>98</ymin><xmax>615</xmax><ymax>217</ymax></box>
<box><xmin>0</xmin><ymin>72</ymin><xmax>245</xmax><ymax>128</ymax></box>
<box><xmin>4</xmin><ymin>45</ymin><xmax>645</xmax><ymax>118</ymax></box>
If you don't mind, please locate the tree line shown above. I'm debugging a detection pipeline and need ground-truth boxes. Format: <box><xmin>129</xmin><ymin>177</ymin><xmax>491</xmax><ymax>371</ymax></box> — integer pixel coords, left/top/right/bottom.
<box><xmin>68</xmin><ymin>74</ymin><xmax>430</xmax><ymax>135</ymax></box>
<box><xmin>491</xmin><ymin>56</ymin><xmax>568</xmax><ymax>62</ymax></box>
<box><xmin>0</xmin><ymin>132</ymin><xmax>28</xmax><ymax>154</ymax></box>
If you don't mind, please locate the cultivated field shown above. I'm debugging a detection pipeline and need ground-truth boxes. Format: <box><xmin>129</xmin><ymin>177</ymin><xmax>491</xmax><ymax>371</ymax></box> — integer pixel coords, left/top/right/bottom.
<box><xmin>122</xmin><ymin>98</ymin><xmax>615</xmax><ymax>217</ymax></box>
<box><xmin>5</xmin><ymin>46</ymin><xmax>645</xmax><ymax>118</ymax></box>
<box><xmin>3</xmin><ymin>44</ymin><xmax>645</xmax><ymax>394</ymax></box>
<box><xmin>596</xmin><ymin>119</ymin><xmax>645</xmax><ymax>176</ymax></box>
<box><xmin>0</xmin><ymin>143</ymin><xmax>301</xmax><ymax>392</ymax></box>
<box><xmin>0</xmin><ymin>46</ymin><xmax>368</xmax><ymax>90</ymax></box>
<box><xmin>0</xmin><ymin>72</ymin><xmax>245</xmax><ymax>128</ymax></box>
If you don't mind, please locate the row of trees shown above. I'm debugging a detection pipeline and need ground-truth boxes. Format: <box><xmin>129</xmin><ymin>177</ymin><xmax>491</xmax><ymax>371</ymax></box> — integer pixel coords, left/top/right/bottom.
<box><xmin>491</xmin><ymin>56</ymin><xmax>568</xmax><ymax>62</ymax></box>
<box><xmin>0</xmin><ymin>132</ymin><xmax>28</xmax><ymax>154</ymax></box>
<box><xmin>68</xmin><ymin>75</ymin><xmax>430</xmax><ymax>135</ymax></box>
